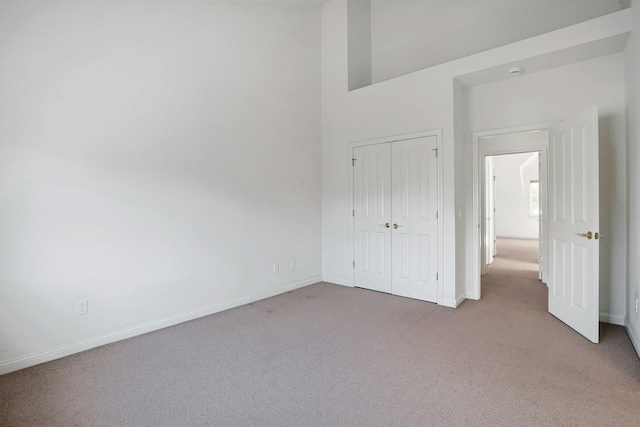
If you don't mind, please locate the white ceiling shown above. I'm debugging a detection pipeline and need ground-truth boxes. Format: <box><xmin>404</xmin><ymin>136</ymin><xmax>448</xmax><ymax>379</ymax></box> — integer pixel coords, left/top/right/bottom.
<box><xmin>37</xmin><ymin>0</ymin><xmax>330</xmax><ymax>3</ymax></box>
<box><xmin>35</xmin><ymin>0</ymin><xmax>630</xmax><ymax>85</ymax></box>
<box><xmin>457</xmin><ymin>33</ymin><xmax>630</xmax><ymax>87</ymax></box>
<box><xmin>370</xmin><ymin>0</ymin><xmax>628</xmax><ymax>83</ymax></box>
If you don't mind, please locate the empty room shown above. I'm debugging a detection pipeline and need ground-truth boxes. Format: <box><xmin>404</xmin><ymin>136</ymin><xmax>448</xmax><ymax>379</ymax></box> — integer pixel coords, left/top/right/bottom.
<box><xmin>2</xmin><ymin>0</ymin><xmax>640</xmax><ymax>425</ymax></box>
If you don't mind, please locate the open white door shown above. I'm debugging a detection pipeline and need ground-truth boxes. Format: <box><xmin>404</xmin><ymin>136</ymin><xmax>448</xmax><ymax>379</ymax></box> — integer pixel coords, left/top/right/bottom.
<box><xmin>548</xmin><ymin>106</ymin><xmax>599</xmax><ymax>343</ymax></box>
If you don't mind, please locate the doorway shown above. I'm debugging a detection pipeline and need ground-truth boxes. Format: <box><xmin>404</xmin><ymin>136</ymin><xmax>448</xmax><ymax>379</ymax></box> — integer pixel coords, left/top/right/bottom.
<box><xmin>473</xmin><ymin>128</ymin><xmax>549</xmax><ymax>300</ymax></box>
<box><xmin>470</xmin><ymin>106</ymin><xmax>601</xmax><ymax>343</ymax></box>
<box><xmin>484</xmin><ymin>152</ymin><xmax>541</xmax><ymax>281</ymax></box>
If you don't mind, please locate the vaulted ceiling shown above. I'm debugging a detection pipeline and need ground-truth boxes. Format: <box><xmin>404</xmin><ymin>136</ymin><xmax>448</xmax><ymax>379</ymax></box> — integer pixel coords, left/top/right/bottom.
<box><xmin>38</xmin><ymin>0</ymin><xmax>330</xmax><ymax>3</ymax></box>
<box><xmin>370</xmin><ymin>0</ymin><xmax>627</xmax><ymax>82</ymax></box>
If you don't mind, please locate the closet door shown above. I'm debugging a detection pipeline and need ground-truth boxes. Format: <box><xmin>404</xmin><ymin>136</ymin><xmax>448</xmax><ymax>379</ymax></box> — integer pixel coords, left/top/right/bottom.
<box><xmin>391</xmin><ymin>137</ymin><xmax>438</xmax><ymax>302</ymax></box>
<box><xmin>353</xmin><ymin>143</ymin><xmax>392</xmax><ymax>293</ymax></box>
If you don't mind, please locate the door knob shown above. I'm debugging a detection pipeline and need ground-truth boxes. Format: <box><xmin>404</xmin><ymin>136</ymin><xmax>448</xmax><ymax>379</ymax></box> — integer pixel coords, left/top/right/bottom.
<box><xmin>380</xmin><ymin>223</ymin><xmax>390</xmax><ymax>229</ymax></box>
<box><xmin>575</xmin><ymin>231</ymin><xmax>593</xmax><ymax>240</ymax></box>
<box><xmin>393</xmin><ymin>223</ymin><xmax>401</xmax><ymax>229</ymax></box>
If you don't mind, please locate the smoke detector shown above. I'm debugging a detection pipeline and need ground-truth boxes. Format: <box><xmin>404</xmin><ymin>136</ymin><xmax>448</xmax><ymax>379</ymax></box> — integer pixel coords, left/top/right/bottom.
<box><xmin>508</xmin><ymin>67</ymin><xmax>523</xmax><ymax>76</ymax></box>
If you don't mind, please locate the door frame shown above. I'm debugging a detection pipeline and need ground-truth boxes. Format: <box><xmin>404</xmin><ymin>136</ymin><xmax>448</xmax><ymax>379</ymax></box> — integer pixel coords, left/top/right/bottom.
<box><xmin>470</xmin><ymin>122</ymin><xmax>552</xmax><ymax>300</ymax></box>
<box><xmin>485</xmin><ymin>156</ymin><xmax>496</xmax><ymax>268</ymax></box>
<box><xmin>350</xmin><ymin>129</ymin><xmax>444</xmax><ymax>305</ymax></box>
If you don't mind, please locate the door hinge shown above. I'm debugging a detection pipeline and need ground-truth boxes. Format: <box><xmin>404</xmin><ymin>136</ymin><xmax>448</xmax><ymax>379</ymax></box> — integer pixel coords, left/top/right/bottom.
<box><xmin>352</xmin><ymin>158</ymin><xmax>356</xmax><ymax>166</ymax></box>
<box><xmin>436</xmin><ymin>211</ymin><xmax>439</xmax><ymax>219</ymax></box>
<box><xmin>432</xmin><ymin>148</ymin><xmax>438</xmax><ymax>157</ymax></box>
<box><xmin>353</xmin><ymin>261</ymin><xmax>355</xmax><ymax>268</ymax></box>
<box><xmin>436</xmin><ymin>273</ymin><xmax>439</xmax><ymax>280</ymax></box>
<box><xmin>353</xmin><ymin>210</ymin><xmax>355</xmax><ymax>217</ymax></box>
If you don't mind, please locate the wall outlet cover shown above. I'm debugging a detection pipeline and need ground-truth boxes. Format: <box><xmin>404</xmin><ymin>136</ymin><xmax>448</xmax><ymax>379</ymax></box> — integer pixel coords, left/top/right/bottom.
<box><xmin>76</xmin><ymin>299</ymin><xmax>88</xmax><ymax>316</ymax></box>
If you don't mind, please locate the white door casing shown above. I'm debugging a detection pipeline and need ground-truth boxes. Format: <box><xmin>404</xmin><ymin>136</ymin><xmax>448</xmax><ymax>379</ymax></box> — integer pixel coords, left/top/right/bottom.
<box><xmin>492</xmin><ymin>165</ymin><xmax>497</xmax><ymax>258</ymax></box>
<box><xmin>391</xmin><ymin>137</ymin><xmax>439</xmax><ymax>302</ymax></box>
<box><xmin>353</xmin><ymin>143</ymin><xmax>392</xmax><ymax>294</ymax></box>
<box><xmin>548</xmin><ymin>106</ymin><xmax>599</xmax><ymax>343</ymax></box>
<box><xmin>474</xmin><ymin>127</ymin><xmax>549</xmax><ymax>299</ymax></box>
<box><xmin>540</xmin><ymin>147</ymin><xmax>549</xmax><ymax>284</ymax></box>
<box><xmin>538</xmin><ymin>156</ymin><xmax>544</xmax><ymax>281</ymax></box>
<box><xmin>486</xmin><ymin>157</ymin><xmax>496</xmax><ymax>265</ymax></box>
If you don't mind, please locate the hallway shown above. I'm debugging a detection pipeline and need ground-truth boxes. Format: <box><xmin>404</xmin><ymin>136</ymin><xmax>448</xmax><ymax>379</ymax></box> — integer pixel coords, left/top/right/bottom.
<box><xmin>485</xmin><ymin>237</ymin><xmax>540</xmax><ymax>280</ymax></box>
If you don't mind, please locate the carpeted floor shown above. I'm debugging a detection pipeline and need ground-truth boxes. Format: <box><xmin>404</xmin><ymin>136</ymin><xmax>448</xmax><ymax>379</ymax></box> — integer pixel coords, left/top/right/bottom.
<box><xmin>1</xmin><ymin>240</ymin><xmax>639</xmax><ymax>426</ymax></box>
<box><xmin>485</xmin><ymin>237</ymin><xmax>540</xmax><ymax>280</ymax></box>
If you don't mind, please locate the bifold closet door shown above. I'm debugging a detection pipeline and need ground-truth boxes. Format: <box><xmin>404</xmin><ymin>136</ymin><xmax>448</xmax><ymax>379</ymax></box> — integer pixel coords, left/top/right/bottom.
<box><xmin>391</xmin><ymin>137</ymin><xmax>438</xmax><ymax>302</ymax></box>
<box><xmin>353</xmin><ymin>143</ymin><xmax>392</xmax><ymax>293</ymax></box>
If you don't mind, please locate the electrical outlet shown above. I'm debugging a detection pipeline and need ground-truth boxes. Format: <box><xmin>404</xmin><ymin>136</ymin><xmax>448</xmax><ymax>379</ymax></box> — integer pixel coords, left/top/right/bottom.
<box><xmin>273</xmin><ymin>263</ymin><xmax>279</xmax><ymax>273</ymax></box>
<box><xmin>76</xmin><ymin>299</ymin><xmax>88</xmax><ymax>316</ymax></box>
<box><xmin>290</xmin><ymin>259</ymin><xmax>295</xmax><ymax>270</ymax></box>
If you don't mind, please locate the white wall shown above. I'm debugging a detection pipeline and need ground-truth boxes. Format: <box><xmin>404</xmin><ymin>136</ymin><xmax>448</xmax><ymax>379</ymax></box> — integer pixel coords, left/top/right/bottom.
<box><xmin>492</xmin><ymin>152</ymin><xmax>540</xmax><ymax>239</ymax></box>
<box><xmin>370</xmin><ymin>0</ymin><xmax>623</xmax><ymax>83</ymax></box>
<box><xmin>322</xmin><ymin>0</ymin><xmax>630</xmax><ymax>309</ymax></box>
<box><xmin>625</xmin><ymin>0</ymin><xmax>640</xmax><ymax>355</ymax></box>
<box><xmin>466</xmin><ymin>53</ymin><xmax>627</xmax><ymax>326</ymax></box>
<box><xmin>347</xmin><ymin>0</ymin><xmax>372</xmax><ymax>90</ymax></box>
<box><xmin>322</xmin><ymin>0</ymin><xmax>458</xmax><ymax>304</ymax></box>
<box><xmin>0</xmin><ymin>1</ymin><xmax>322</xmax><ymax>373</ymax></box>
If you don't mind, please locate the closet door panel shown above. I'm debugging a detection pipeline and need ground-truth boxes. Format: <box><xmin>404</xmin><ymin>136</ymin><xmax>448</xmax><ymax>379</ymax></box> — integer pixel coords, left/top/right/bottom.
<box><xmin>353</xmin><ymin>144</ymin><xmax>392</xmax><ymax>293</ymax></box>
<box><xmin>391</xmin><ymin>137</ymin><xmax>438</xmax><ymax>302</ymax></box>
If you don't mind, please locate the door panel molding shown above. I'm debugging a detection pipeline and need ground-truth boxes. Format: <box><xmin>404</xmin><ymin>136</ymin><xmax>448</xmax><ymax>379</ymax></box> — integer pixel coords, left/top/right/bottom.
<box><xmin>350</xmin><ymin>130</ymin><xmax>443</xmax><ymax>305</ymax></box>
<box><xmin>548</xmin><ymin>106</ymin><xmax>599</xmax><ymax>343</ymax></box>
<box><xmin>391</xmin><ymin>137</ymin><xmax>439</xmax><ymax>302</ymax></box>
<box><xmin>353</xmin><ymin>143</ymin><xmax>392</xmax><ymax>293</ymax></box>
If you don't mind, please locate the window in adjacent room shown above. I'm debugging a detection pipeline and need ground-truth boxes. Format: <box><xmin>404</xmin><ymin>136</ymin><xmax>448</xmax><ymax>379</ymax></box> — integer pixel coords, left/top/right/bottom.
<box><xmin>530</xmin><ymin>180</ymin><xmax>539</xmax><ymax>217</ymax></box>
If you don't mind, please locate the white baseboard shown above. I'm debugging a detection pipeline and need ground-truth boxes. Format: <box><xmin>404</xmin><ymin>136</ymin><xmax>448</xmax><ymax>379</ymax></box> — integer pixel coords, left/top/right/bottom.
<box><xmin>0</xmin><ymin>276</ymin><xmax>321</xmax><ymax>376</ymax></box>
<box><xmin>466</xmin><ymin>291</ymin><xmax>479</xmax><ymax>300</ymax></box>
<box><xmin>599</xmin><ymin>312</ymin><xmax>625</xmax><ymax>326</ymax></box>
<box><xmin>625</xmin><ymin>319</ymin><xmax>640</xmax><ymax>360</ymax></box>
<box><xmin>440</xmin><ymin>297</ymin><xmax>457</xmax><ymax>308</ymax></box>
<box><xmin>322</xmin><ymin>276</ymin><xmax>353</xmax><ymax>287</ymax></box>
<box><xmin>441</xmin><ymin>293</ymin><xmax>466</xmax><ymax>308</ymax></box>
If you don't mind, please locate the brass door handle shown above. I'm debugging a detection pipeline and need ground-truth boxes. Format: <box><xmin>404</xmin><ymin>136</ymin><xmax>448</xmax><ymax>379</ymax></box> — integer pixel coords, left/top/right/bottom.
<box><xmin>576</xmin><ymin>231</ymin><xmax>593</xmax><ymax>240</ymax></box>
<box><xmin>393</xmin><ymin>223</ymin><xmax>401</xmax><ymax>229</ymax></box>
<box><xmin>380</xmin><ymin>223</ymin><xmax>390</xmax><ymax>229</ymax></box>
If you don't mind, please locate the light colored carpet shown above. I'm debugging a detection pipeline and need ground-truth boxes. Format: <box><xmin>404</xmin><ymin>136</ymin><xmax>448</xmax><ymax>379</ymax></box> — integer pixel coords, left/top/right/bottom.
<box><xmin>486</xmin><ymin>237</ymin><xmax>540</xmax><ymax>280</ymax></box>
<box><xmin>2</xmin><ymin>244</ymin><xmax>639</xmax><ymax>425</ymax></box>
